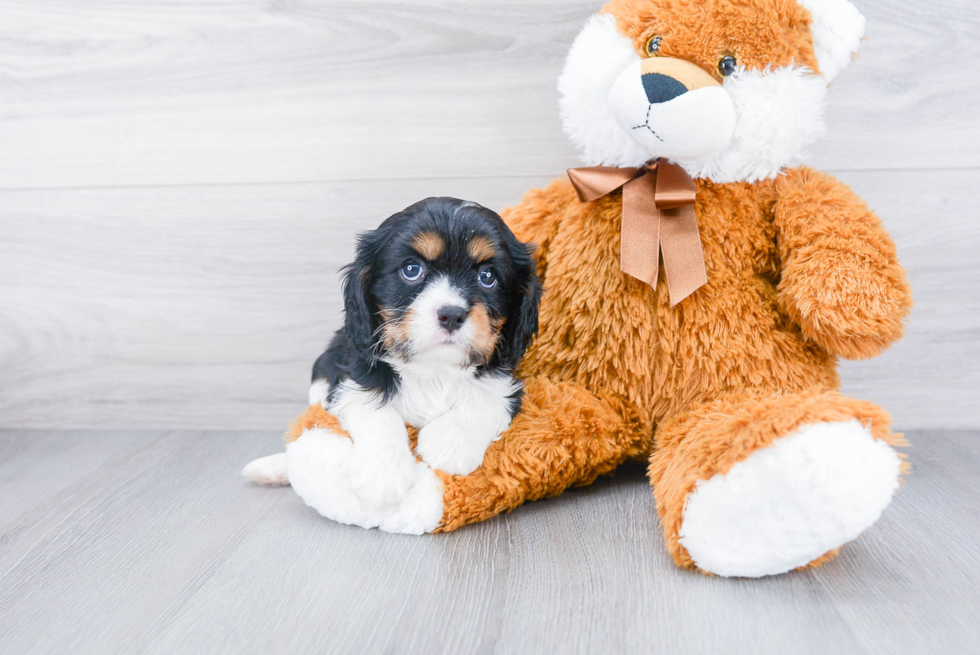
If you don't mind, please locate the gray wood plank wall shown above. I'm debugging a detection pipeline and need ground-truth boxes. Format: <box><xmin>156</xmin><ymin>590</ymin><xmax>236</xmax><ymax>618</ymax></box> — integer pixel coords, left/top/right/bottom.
<box><xmin>1</xmin><ymin>0</ymin><xmax>977</xmax><ymax>430</ymax></box>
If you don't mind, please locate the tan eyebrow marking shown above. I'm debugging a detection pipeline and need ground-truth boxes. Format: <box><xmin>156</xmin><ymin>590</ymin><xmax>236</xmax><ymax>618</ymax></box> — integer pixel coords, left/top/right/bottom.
<box><xmin>411</xmin><ymin>231</ymin><xmax>445</xmax><ymax>260</ymax></box>
<box><xmin>467</xmin><ymin>236</ymin><xmax>497</xmax><ymax>262</ymax></box>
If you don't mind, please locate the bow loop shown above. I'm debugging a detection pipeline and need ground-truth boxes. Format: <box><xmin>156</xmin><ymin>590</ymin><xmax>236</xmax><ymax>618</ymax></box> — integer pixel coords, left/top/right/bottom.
<box><xmin>653</xmin><ymin>160</ymin><xmax>697</xmax><ymax>210</ymax></box>
<box><xmin>566</xmin><ymin>166</ymin><xmax>640</xmax><ymax>203</ymax></box>
<box><xmin>567</xmin><ymin>159</ymin><xmax>707</xmax><ymax>306</ymax></box>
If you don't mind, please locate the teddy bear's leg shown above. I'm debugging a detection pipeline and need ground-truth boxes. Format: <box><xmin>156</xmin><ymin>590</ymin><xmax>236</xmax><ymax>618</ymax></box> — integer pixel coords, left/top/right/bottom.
<box><xmin>649</xmin><ymin>389</ymin><xmax>906</xmax><ymax>578</ymax></box>
<box><xmin>436</xmin><ymin>375</ymin><xmax>651</xmax><ymax>532</ymax></box>
<box><xmin>281</xmin><ymin>376</ymin><xmax>648</xmax><ymax>534</ymax></box>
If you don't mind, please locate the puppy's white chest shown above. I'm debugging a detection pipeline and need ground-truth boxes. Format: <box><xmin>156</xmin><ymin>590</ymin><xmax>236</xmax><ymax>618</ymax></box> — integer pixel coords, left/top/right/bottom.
<box><xmin>392</xmin><ymin>365</ymin><xmax>471</xmax><ymax>428</ymax></box>
<box><xmin>393</xmin><ymin>362</ymin><xmax>518</xmax><ymax>477</ymax></box>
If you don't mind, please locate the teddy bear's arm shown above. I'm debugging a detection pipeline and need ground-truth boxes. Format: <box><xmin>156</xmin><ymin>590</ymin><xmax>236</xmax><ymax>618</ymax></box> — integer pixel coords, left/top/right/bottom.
<box><xmin>500</xmin><ymin>178</ymin><xmax>575</xmax><ymax>282</ymax></box>
<box><xmin>773</xmin><ymin>167</ymin><xmax>912</xmax><ymax>360</ymax></box>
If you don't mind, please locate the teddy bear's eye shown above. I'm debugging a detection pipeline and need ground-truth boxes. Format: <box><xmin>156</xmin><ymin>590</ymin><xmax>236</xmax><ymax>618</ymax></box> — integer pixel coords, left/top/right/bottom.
<box><xmin>718</xmin><ymin>54</ymin><xmax>738</xmax><ymax>77</ymax></box>
<box><xmin>644</xmin><ymin>35</ymin><xmax>663</xmax><ymax>57</ymax></box>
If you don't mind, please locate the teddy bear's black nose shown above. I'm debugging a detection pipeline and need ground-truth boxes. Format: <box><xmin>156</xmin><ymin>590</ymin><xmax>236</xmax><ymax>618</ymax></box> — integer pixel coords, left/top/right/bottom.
<box><xmin>641</xmin><ymin>73</ymin><xmax>688</xmax><ymax>104</ymax></box>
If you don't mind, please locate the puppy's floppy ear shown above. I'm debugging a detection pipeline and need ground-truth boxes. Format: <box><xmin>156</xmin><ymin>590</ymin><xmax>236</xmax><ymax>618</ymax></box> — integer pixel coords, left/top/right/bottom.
<box><xmin>342</xmin><ymin>228</ymin><xmax>387</xmax><ymax>357</ymax></box>
<box><xmin>498</xmin><ymin>240</ymin><xmax>543</xmax><ymax>370</ymax></box>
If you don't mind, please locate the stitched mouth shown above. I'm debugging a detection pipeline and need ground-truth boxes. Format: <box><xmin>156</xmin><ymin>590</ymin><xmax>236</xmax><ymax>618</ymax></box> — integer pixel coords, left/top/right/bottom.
<box><xmin>631</xmin><ymin>105</ymin><xmax>664</xmax><ymax>142</ymax></box>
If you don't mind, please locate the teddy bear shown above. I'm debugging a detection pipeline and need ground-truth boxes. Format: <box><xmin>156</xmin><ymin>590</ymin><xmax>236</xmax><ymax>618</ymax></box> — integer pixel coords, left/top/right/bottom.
<box><xmin>279</xmin><ymin>0</ymin><xmax>913</xmax><ymax>578</ymax></box>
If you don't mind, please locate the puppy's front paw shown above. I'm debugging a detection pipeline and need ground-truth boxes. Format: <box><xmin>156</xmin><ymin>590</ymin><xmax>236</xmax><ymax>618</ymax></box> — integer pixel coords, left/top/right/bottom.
<box><xmin>347</xmin><ymin>440</ymin><xmax>417</xmax><ymax>509</ymax></box>
<box><xmin>416</xmin><ymin>418</ymin><xmax>494</xmax><ymax>476</ymax></box>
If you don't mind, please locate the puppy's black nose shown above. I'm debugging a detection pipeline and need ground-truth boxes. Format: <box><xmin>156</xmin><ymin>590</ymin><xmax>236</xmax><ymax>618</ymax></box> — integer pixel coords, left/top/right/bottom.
<box><xmin>641</xmin><ymin>73</ymin><xmax>688</xmax><ymax>104</ymax></box>
<box><xmin>437</xmin><ymin>305</ymin><xmax>467</xmax><ymax>333</ymax></box>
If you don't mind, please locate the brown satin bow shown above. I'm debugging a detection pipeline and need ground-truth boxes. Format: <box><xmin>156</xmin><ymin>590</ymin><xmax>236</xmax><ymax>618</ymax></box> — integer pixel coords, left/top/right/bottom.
<box><xmin>567</xmin><ymin>159</ymin><xmax>707</xmax><ymax>306</ymax></box>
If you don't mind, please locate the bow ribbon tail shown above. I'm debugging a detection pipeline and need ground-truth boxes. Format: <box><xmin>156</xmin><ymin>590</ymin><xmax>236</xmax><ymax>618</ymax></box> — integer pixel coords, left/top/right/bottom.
<box><xmin>659</xmin><ymin>204</ymin><xmax>707</xmax><ymax>305</ymax></box>
<box><xmin>620</xmin><ymin>172</ymin><xmax>662</xmax><ymax>289</ymax></box>
<box><xmin>653</xmin><ymin>161</ymin><xmax>706</xmax><ymax>305</ymax></box>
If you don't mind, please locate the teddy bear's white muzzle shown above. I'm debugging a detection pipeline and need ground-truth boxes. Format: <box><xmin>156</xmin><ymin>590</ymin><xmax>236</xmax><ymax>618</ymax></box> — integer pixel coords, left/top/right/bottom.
<box><xmin>609</xmin><ymin>59</ymin><xmax>737</xmax><ymax>162</ymax></box>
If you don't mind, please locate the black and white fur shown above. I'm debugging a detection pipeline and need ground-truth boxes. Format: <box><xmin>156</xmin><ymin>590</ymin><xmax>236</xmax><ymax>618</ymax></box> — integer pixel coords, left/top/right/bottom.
<box><xmin>244</xmin><ymin>197</ymin><xmax>541</xmax><ymax>509</ymax></box>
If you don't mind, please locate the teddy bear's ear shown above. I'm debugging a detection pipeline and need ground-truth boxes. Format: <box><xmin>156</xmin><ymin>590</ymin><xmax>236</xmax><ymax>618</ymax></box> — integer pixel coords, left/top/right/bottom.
<box><xmin>797</xmin><ymin>0</ymin><xmax>866</xmax><ymax>82</ymax></box>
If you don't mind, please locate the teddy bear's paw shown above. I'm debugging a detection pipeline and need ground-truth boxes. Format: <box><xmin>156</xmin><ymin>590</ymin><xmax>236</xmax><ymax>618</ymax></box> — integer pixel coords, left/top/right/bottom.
<box><xmin>241</xmin><ymin>453</ymin><xmax>290</xmax><ymax>486</ymax></box>
<box><xmin>678</xmin><ymin>419</ymin><xmax>901</xmax><ymax>578</ymax></box>
<box><xmin>285</xmin><ymin>427</ymin><xmax>444</xmax><ymax>535</ymax></box>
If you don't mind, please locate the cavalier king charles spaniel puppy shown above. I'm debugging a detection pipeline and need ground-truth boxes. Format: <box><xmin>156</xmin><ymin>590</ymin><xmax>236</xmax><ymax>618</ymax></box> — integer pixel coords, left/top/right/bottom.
<box><xmin>244</xmin><ymin>197</ymin><xmax>541</xmax><ymax>510</ymax></box>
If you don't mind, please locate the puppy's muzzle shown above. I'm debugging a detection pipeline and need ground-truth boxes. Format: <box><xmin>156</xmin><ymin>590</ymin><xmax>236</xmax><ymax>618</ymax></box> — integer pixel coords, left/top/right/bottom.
<box><xmin>640</xmin><ymin>57</ymin><xmax>720</xmax><ymax>104</ymax></box>
<box><xmin>437</xmin><ymin>305</ymin><xmax>467</xmax><ymax>334</ymax></box>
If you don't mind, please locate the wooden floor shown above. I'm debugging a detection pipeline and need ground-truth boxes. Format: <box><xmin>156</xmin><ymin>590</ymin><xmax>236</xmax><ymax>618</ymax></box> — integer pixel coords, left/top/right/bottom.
<box><xmin>0</xmin><ymin>429</ymin><xmax>977</xmax><ymax>654</ymax></box>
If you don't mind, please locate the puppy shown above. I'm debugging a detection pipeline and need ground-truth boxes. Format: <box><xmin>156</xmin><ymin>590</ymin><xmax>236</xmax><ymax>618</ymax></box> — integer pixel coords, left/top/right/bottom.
<box><xmin>244</xmin><ymin>197</ymin><xmax>542</xmax><ymax>509</ymax></box>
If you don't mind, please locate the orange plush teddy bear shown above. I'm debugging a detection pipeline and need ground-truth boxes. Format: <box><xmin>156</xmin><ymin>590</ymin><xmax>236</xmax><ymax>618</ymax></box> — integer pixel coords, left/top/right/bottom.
<box><xmin>278</xmin><ymin>0</ymin><xmax>912</xmax><ymax>577</ymax></box>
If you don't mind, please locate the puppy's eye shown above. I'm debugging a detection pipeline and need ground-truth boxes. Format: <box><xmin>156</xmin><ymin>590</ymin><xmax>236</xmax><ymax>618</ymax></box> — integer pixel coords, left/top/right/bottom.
<box><xmin>400</xmin><ymin>260</ymin><xmax>425</xmax><ymax>282</ymax></box>
<box><xmin>718</xmin><ymin>54</ymin><xmax>737</xmax><ymax>77</ymax></box>
<box><xmin>478</xmin><ymin>268</ymin><xmax>497</xmax><ymax>289</ymax></box>
<box><xmin>644</xmin><ymin>35</ymin><xmax>662</xmax><ymax>57</ymax></box>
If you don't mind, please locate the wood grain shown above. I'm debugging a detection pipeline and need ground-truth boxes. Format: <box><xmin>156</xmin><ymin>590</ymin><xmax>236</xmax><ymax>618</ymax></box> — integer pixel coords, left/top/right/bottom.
<box><xmin>0</xmin><ymin>429</ymin><xmax>977</xmax><ymax>654</ymax></box>
<box><xmin>0</xmin><ymin>0</ymin><xmax>976</xmax><ymax>191</ymax></box>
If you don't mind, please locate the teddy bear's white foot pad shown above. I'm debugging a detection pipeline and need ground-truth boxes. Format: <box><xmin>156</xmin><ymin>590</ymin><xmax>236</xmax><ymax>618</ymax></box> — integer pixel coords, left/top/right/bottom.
<box><xmin>242</xmin><ymin>453</ymin><xmax>290</xmax><ymax>486</ymax></box>
<box><xmin>286</xmin><ymin>428</ymin><xmax>444</xmax><ymax>535</ymax></box>
<box><xmin>679</xmin><ymin>419</ymin><xmax>901</xmax><ymax>578</ymax></box>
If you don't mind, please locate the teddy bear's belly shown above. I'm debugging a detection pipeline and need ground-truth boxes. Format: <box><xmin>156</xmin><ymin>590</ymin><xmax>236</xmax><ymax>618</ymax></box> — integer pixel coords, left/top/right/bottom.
<box><xmin>518</xmin><ymin>198</ymin><xmax>837</xmax><ymax>415</ymax></box>
<box><xmin>518</xmin><ymin>206</ymin><xmax>665</xmax><ymax>409</ymax></box>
